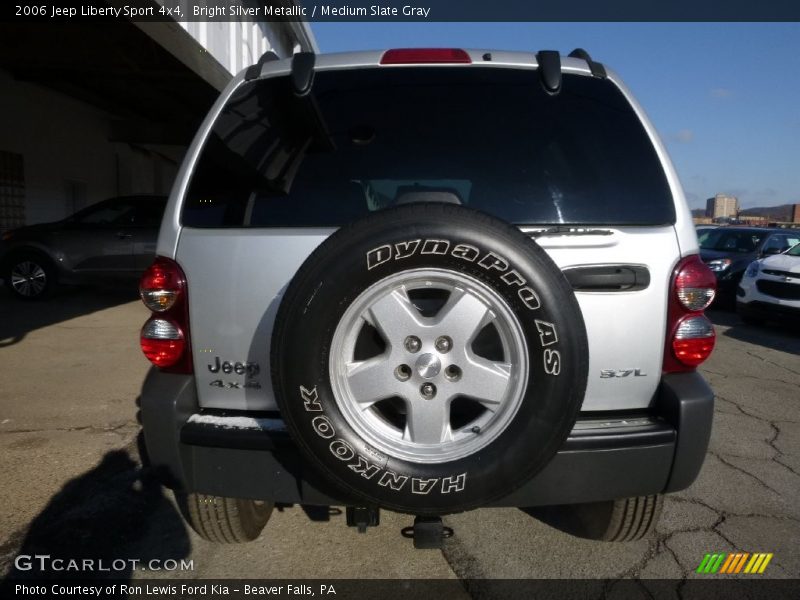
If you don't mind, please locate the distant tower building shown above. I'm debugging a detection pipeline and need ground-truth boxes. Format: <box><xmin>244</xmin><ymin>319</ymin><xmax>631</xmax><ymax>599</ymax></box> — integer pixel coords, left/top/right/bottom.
<box><xmin>705</xmin><ymin>194</ymin><xmax>739</xmax><ymax>219</ymax></box>
<box><xmin>793</xmin><ymin>203</ymin><xmax>800</xmax><ymax>224</ymax></box>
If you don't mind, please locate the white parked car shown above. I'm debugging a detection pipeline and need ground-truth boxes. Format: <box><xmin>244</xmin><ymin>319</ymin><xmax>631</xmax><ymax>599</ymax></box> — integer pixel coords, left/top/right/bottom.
<box><xmin>738</xmin><ymin>242</ymin><xmax>800</xmax><ymax>324</ymax></box>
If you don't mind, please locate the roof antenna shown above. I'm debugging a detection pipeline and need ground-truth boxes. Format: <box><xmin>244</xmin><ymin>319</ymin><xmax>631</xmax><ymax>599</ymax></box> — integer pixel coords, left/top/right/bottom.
<box><xmin>535</xmin><ymin>50</ymin><xmax>562</xmax><ymax>95</ymax></box>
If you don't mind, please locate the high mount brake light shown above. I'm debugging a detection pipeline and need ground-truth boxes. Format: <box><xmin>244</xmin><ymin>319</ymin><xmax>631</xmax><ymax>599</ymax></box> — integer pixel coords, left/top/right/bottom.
<box><xmin>663</xmin><ymin>255</ymin><xmax>717</xmax><ymax>372</ymax></box>
<box><xmin>139</xmin><ymin>257</ymin><xmax>192</xmax><ymax>373</ymax></box>
<box><xmin>380</xmin><ymin>48</ymin><xmax>472</xmax><ymax>65</ymax></box>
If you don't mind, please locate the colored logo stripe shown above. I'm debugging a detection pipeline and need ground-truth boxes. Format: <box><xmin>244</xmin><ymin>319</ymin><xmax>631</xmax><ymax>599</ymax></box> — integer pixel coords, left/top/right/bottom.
<box><xmin>744</xmin><ymin>553</ymin><xmax>773</xmax><ymax>574</ymax></box>
<box><xmin>697</xmin><ymin>553</ymin><xmax>726</xmax><ymax>573</ymax></box>
<box><xmin>697</xmin><ymin>552</ymin><xmax>772</xmax><ymax>574</ymax></box>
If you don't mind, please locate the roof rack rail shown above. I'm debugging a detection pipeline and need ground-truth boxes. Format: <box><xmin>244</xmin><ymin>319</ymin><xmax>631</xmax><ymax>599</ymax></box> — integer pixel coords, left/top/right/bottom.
<box><xmin>568</xmin><ymin>48</ymin><xmax>607</xmax><ymax>79</ymax></box>
<box><xmin>244</xmin><ymin>50</ymin><xmax>279</xmax><ymax>81</ymax></box>
<box><xmin>535</xmin><ymin>50</ymin><xmax>562</xmax><ymax>95</ymax></box>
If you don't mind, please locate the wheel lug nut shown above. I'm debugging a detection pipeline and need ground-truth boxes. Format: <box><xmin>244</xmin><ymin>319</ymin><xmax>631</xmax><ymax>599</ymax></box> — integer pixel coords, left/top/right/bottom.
<box><xmin>395</xmin><ymin>364</ymin><xmax>412</xmax><ymax>381</ymax></box>
<box><xmin>404</xmin><ymin>336</ymin><xmax>421</xmax><ymax>353</ymax></box>
<box><xmin>420</xmin><ymin>383</ymin><xmax>436</xmax><ymax>399</ymax></box>
<box><xmin>444</xmin><ymin>365</ymin><xmax>462</xmax><ymax>382</ymax></box>
<box><xmin>435</xmin><ymin>336</ymin><xmax>452</xmax><ymax>354</ymax></box>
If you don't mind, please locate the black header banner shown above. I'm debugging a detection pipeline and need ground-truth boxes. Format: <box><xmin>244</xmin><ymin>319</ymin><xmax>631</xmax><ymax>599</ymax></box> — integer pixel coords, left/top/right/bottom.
<box><xmin>6</xmin><ymin>0</ymin><xmax>800</xmax><ymax>22</ymax></box>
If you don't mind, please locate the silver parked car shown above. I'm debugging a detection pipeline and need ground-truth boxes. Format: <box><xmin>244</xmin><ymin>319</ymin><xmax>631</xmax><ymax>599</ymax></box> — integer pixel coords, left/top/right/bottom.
<box><xmin>138</xmin><ymin>48</ymin><xmax>717</xmax><ymax>547</ymax></box>
<box><xmin>0</xmin><ymin>195</ymin><xmax>167</xmax><ymax>299</ymax></box>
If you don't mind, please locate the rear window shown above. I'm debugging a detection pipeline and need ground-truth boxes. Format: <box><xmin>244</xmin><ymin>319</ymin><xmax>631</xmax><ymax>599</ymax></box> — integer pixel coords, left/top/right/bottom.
<box><xmin>182</xmin><ymin>67</ymin><xmax>675</xmax><ymax>228</ymax></box>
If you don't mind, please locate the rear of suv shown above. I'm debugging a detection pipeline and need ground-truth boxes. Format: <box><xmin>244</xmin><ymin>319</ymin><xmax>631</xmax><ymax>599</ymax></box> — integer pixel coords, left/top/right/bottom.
<box><xmin>139</xmin><ymin>48</ymin><xmax>716</xmax><ymax>546</ymax></box>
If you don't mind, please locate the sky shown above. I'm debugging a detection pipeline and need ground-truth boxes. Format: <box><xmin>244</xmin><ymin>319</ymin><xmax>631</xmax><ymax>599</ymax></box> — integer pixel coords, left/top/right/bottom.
<box><xmin>312</xmin><ymin>22</ymin><xmax>800</xmax><ymax>211</ymax></box>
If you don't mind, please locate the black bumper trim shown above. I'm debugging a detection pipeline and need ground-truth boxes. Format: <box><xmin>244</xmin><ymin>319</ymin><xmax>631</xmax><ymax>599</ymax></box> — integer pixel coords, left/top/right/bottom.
<box><xmin>140</xmin><ymin>369</ymin><xmax>714</xmax><ymax>507</ymax></box>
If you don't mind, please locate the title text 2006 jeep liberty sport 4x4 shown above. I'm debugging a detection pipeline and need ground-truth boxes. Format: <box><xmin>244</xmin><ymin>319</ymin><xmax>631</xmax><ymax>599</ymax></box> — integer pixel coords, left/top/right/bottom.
<box><xmin>139</xmin><ymin>48</ymin><xmax>716</xmax><ymax>547</ymax></box>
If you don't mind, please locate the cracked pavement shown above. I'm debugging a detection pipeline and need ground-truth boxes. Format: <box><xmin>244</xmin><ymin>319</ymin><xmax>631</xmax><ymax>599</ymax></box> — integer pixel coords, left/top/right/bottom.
<box><xmin>1</xmin><ymin>293</ymin><xmax>798</xmax><ymax>583</ymax></box>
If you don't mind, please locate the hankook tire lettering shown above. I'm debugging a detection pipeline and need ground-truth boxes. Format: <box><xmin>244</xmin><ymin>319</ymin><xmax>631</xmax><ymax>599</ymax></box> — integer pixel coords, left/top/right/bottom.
<box><xmin>441</xmin><ymin>473</ymin><xmax>467</xmax><ymax>494</ymax></box>
<box><xmin>311</xmin><ymin>415</ymin><xmax>335</xmax><ymax>439</ymax></box>
<box><xmin>348</xmin><ymin>457</ymin><xmax>382</xmax><ymax>480</ymax></box>
<box><xmin>411</xmin><ymin>478</ymin><xmax>439</xmax><ymax>495</ymax></box>
<box><xmin>300</xmin><ymin>385</ymin><xmax>322</xmax><ymax>412</ymax></box>
<box><xmin>330</xmin><ymin>439</ymin><xmax>355</xmax><ymax>461</ymax></box>
<box><xmin>300</xmin><ymin>386</ymin><xmax>467</xmax><ymax>494</ymax></box>
<box><xmin>378</xmin><ymin>471</ymin><xmax>408</xmax><ymax>491</ymax></box>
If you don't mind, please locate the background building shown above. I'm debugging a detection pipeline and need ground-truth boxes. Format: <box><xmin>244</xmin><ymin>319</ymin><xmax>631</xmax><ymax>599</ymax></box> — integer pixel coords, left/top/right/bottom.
<box><xmin>705</xmin><ymin>194</ymin><xmax>739</xmax><ymax>220</ymax></box>
<box><xmin>0</xmin><ymin>6</ymin><xmax>316</xmax><ymax>231</ymax></box>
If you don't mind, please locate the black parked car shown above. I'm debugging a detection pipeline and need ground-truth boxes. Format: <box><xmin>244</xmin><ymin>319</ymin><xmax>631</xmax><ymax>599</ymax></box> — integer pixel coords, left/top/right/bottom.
<box><xmin>698</xmin><ymin>227</ymin><xmax>800</xmax><ymax>300</ymax></box>
<box><xmin>0</xmin><ymin>195</ymin><xmax>167</xmax><ymax>299</ymax></box>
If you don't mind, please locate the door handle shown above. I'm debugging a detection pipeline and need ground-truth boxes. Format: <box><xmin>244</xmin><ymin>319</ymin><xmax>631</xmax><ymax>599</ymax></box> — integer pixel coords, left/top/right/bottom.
<box><xmin>116</xmin><ymin>231</ymin><xmax>133</xmax><ymax>239</ymax></box>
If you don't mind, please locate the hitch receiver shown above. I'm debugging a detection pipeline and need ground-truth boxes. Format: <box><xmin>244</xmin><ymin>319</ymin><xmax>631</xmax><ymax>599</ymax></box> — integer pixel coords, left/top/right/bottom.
<box><xmin>401</xmin><ymin>516</ymin><xmax>454</xmax><ymax>549</ymax></box>
<box><xmin>346</xmin><ymin>506</ymin><xmax>380</xmax><ymax>533</ymax></box>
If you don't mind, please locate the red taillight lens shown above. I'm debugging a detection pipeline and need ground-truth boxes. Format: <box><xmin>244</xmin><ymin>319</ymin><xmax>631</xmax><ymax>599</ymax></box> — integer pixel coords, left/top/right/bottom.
<box><xmin>140</xmin><ymin>319</ymin><xmax>185</xmax><ymax>367</ymax></box>
<box><xmin>139</xmin><ymin>257</ymin><xmax>192</xmax><ymax>373</ymax></box>
<box><xmin>664</xmin><ymin>255</ymin><xmax>717</xmax><ymax>372</ymax></box>
<box><xmin>140</xmin><ymin>258</ymin><xmax>183</xmax><ymax>312</ymax></box>
<box><xmin>380</xmin><ymin>48</ymin><xmax>472</xmax><ymax>65</ymax></box>
<box><xmin>675</xmin><ymin>257</ymin><xmax>717</xmax><ymax>311</ymax></box>
<box><xmin>672</xmin><ymin>316</ymin><xmax>716</xmax><ymax>366</ymax></box>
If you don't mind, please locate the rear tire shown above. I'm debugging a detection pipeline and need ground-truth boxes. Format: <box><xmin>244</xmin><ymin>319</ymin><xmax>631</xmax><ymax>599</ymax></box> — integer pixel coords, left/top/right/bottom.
<box><xmin>527</xmin><ymin>494</ymin><xmax>663</xmax><ymax>542</ymax></box>
<box><xmin>175</xmin><ymin>493</ymin><xmax>272</xmax><ymax>543</ymax></box>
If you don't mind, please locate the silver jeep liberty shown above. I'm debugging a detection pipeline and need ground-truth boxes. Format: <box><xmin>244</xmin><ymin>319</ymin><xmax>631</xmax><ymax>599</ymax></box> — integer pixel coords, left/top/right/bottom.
<box><xmin>138</xmin><ymin>48</ymin><xmax>717</xmax><ymax>547</ymax></box>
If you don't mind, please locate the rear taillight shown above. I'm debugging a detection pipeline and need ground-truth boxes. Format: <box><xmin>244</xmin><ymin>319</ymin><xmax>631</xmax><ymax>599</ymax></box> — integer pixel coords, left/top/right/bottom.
<box><xmin>663</xmin><ymin>255</ymin><xmax>716</xmax><ymax>373</ymax></box>
<box><xmin>139</xmin><ymin>257</ymin><xmax>192</xmax><ymax>373</ymax></box>
<box><xmin>380</xmin><ymin>48</ymin><xmax>472</xmax><ymax>65</ymax></box>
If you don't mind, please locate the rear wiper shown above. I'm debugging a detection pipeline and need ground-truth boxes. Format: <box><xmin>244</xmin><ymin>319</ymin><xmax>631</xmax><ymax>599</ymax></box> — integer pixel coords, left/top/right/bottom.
<box><xmin>529</xmin><ymin>226</ymin><xmax>614</xmax><ymax>238</ymax></box>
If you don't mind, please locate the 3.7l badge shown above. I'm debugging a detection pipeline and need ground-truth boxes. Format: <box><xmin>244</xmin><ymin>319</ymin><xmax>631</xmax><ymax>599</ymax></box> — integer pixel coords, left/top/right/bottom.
<box><xmin>600</xmin><ymin>369</ymin><xmax>647</xmax><ymax>378</ymax></box>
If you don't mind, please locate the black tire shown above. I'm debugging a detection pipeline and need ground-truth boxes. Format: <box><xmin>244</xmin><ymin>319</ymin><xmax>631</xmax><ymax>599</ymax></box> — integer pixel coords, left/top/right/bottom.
<box><xmin>4</xmin><ymin>251</ymin><xmax>56</xmax><ymax>300</ymax></box>
<box><xmin>271</xmin><ymin>204</ymin><xmax>588</xmax><ymax>515</ymax></box>
<box><xmin>175</xmin><ymin>493</ymin><xmax>272</xmax><ymax>543</ymax></box>
<box><xmin>527</xmin><ymin>494</ymin><xmax>663</xmax><ymax>542</ymax></box>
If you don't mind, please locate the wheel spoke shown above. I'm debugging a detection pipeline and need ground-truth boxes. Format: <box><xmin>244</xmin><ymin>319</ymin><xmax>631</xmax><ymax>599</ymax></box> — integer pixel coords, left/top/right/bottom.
<box><xmin>365</xmin><ymin>286</ymin><xmax>424</xmax><ymax>343</ymax></box>
<box><xmin>345</xmin><ymin>356</ymin><xmax>396</xmax><ymax>409</ymax></box>
<box><xmin>461</xmin><ymin>355</ymin><xmax>512</xmax><ymax>409</ymax></box>
<box><xmin>434</xmin><ymin>288</ymin><xmax>493</xmax><ymax>346</ymax></box>
<box><xmin>404</xmin><ymin>399</ymin><xmax>452</xmax><ymax>445</ymax></box>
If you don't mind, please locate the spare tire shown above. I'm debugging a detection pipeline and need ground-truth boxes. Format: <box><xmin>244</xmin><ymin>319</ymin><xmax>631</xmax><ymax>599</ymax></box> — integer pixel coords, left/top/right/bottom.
<box><xmin>271</xmin><ymin>204</ymin><xmax>588</xmax><ymax>515</ymax></box>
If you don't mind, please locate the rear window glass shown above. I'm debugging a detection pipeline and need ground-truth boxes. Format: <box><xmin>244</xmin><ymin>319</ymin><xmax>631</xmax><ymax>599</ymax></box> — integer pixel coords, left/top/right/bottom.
<box><xmin>182</xmin><ymin>67</ymin><xmax>675</xmax><ymax>228</ymax></box>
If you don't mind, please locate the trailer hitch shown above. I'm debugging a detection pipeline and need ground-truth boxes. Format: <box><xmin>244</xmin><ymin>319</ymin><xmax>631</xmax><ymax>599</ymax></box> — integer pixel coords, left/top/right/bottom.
<box><xmin>401</xmin><ymin>516</ymin><xmax>453</xmax><ymax>549</ymax></box>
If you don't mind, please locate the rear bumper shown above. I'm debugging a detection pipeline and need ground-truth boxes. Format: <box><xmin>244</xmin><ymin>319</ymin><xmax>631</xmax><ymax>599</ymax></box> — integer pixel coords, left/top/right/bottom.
<box><xmin>140</xmin><ymin>369</ymin><xmax>714</xmax><ymax>507</ymax></box>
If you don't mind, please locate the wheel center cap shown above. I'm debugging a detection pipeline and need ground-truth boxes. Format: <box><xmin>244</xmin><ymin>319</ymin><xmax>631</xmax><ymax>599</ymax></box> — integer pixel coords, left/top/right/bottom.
<box><xmin>415</xmin><ymin>353</ymin><xmax>441</xmax><ymax>379</ymax></box>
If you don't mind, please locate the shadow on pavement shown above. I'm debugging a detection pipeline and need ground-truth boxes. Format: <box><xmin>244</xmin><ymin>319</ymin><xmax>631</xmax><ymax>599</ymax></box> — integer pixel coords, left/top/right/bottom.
<box><xmin>0</xmin><ymin>286</ymin><xmax>137</xmax><ymax>348</ymax></box>
<box><xmin>707</xmin><ymin>307</ymin><xmax>800</xmax><ymax>356</ymax></box>
<box><xmin>0</xmin><ymin>447</ymin><xmax>191</xmax><ymax>587</ymax></box>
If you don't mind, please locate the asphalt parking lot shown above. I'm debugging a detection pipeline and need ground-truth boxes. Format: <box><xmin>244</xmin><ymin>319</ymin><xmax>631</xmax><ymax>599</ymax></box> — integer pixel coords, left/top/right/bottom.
<box><xmin>1</xmin><ymin>289</ymin><xmax>798</xmax><ymax>585</ymax></box>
